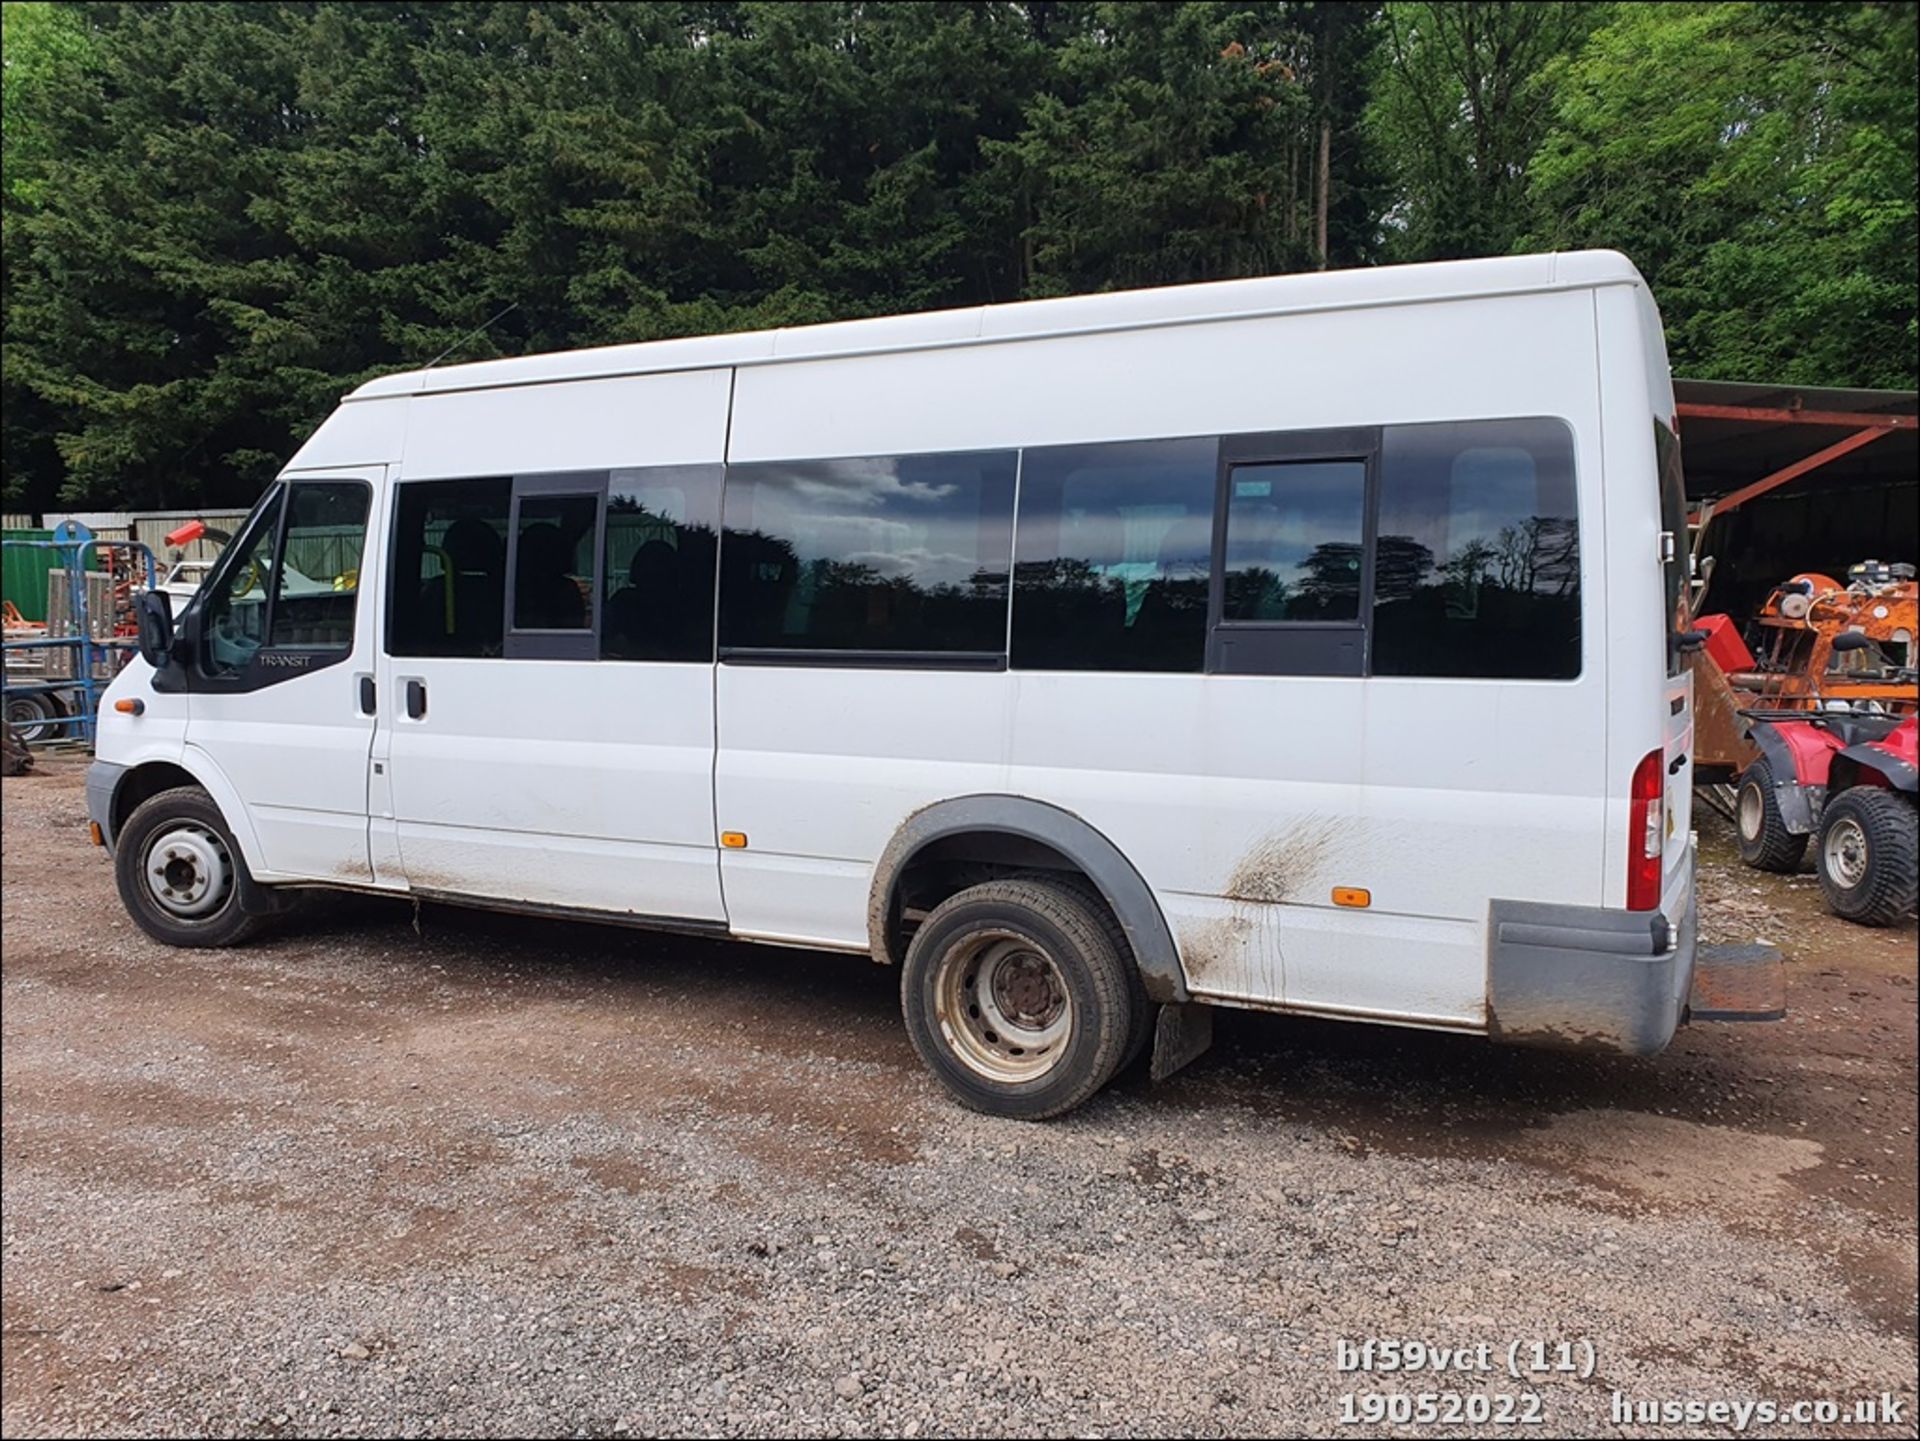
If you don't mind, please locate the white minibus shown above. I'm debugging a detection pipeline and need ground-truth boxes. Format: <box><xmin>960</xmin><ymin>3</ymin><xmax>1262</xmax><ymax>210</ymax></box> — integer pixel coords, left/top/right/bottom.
<box><xmin>91</xmin><ymin>250</ymin><xmax>1698</xmax><ymax>1119</ymax></box>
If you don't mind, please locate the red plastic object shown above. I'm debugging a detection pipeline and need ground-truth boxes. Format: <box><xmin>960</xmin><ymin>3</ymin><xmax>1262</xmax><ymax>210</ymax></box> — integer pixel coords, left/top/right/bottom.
<box><xmin>1695</xmin><ymin>613</ymin><xmax>1755</xmax><ymax>674</ymax></box>
<box><xmin>163</xmin><ymin>519</ymin><xmax>206</xmax><ymax>548</ymax></box>
<box><xmin>1867</xmin><ymin>717</ymin><xmax>1919</xmax><ymax>774</ymax></box>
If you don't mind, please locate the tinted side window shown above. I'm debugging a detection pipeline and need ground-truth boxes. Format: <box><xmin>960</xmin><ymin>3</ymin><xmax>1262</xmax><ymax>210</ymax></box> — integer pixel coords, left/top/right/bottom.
<box><xmin>1221</xmin><ymin>461</ymin><xmax>1368</xmax><ymax>622</ymax></box>
<box><xmin>1012</xmin><ymin>438</ymin><xmax>1215</xmax><ymax>672</ymax></box>
<box><xmin>270</xmin><ymin>482</ymin><xmax>370</xmax><ymax>649</ymax></box>
<box><xmin>720</xmin><ymin>451</ymin><xmax>1016</xmax><ymax>656</ymax></box>
<box><xmin>388</xmin><ymin>479</ymin><xmax>511</xmax><ymax>657</ymax></box>
<box><xmin>511</xmin><ymin>494</ymin><xmax>597</xmax><ymax>632</ymax></box>
<box><xmin>1372</xmin><ymin>419</ymin><xmax>1580</xmax><ymax>679</ymax></box>
<box><xmin>602</xmin><ymin>466</ymin><xmax>720</xmax><ymax>662</ymax></box>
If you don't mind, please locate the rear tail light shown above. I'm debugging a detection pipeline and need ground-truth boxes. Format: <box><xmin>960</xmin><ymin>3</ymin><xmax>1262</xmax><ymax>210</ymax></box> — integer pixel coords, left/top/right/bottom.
<box><xmin>1627</xmin><ymin>749</ymin><xmax>1664</xmax><ymax>911</ymax></box>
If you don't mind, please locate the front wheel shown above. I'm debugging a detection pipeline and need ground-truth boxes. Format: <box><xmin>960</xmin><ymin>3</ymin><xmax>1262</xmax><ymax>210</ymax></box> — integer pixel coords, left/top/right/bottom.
<box><xmin>1816</xmin><ymin>788</ymin><xmax>1918</xmax><ymax>927</ymax></box>
<box><xmin>1735</xmin><ymin>758</ymin><xmax>1808</xmax><ymax>873</ymax></box>
<box><xmin>114</xmin><ymin>785</ymin><xmax>274</xmax><ymax>947</ymax></box>
<box><xmin>902</xmin><ymin>877</ymin><xmax>1136</xmax><ymax>1121</ymax></box>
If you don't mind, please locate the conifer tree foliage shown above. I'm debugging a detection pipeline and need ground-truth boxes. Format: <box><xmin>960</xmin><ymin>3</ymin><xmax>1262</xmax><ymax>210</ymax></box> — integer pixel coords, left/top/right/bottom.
<box><xmin>2</xmin><ymin>1</ymin><xmax>1914</xmax><ymax>511</ymax></box>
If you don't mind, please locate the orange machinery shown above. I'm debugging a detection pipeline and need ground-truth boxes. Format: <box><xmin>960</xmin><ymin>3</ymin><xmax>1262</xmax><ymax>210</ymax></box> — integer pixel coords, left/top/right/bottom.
<box><xmin>1690</xmin><ymin>559</ymin><xmax>1918</xmax><ymax>782</ymax></box>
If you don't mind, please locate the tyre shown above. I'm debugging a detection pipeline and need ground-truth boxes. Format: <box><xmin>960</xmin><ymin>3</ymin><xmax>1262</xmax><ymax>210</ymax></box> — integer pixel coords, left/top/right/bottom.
<box><xmin>113</xmin><ymin>786</ymin><xmax>274</xmax><ymax>947</ymax></box>
<box><xmin>1025</xmin><ymin>870</ymin><xmax>1153</xmax><ymax>1071</ymax></box>
<box><xmin>1735</xmin><ymin>758</ymin><xmax>1808</xmax><ymax>873</ymax></box>
<box><xmin>1816</xmin><ymin>788</ymin><xmax>1918</xmax><ymax>927</ymax></box>
<box><xmin>902</xmin><ymin>877</ymin><xmax>1137</xmax><ymax>1121</ymax></box>
<box><xmin>5</xmin><ymin>692</ymin><xmax>61</xmax><ymax>746</ymax></box>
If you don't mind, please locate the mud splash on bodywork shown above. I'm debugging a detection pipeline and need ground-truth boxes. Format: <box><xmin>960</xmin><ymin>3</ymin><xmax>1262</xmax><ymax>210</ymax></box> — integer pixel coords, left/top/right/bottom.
<box><xmin>1181</xmin><ymin>816</ymin><xmax>1362</xmax><ymax>989</ymax></box>
<box><xmin>1222</xmin><ymin>815</ymin><xmax>1359</xmax><ymax>905</ymax></box>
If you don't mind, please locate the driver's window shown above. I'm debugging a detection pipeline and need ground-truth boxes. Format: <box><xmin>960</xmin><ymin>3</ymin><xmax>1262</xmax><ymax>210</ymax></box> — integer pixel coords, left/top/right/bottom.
<box><xmin>201</xmin><ymin>485</ymin><xmax>286</xmax><ymax>677</ymax></box>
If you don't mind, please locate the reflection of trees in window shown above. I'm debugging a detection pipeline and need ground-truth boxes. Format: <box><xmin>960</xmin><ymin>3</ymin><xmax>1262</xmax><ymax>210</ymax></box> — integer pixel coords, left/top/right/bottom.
<box><xmin>1373</xmin><ymin>535</ymin><xmax>1437</xmax><ymax>603</ymax></box>
<box><xmin>720</xmin><ymin>452</ymin><xmax>1014</xmax><ymax>654</ymax></box>
<box><xmin>1299</xmin><ymin>540</ymin><xmax>1364</xmax><ymax>617</ymax></box>
<box><xmin>721</xmin><ymin>525</ymin><xmax>1008</xmax><ymax>653</ymax></box>
<box><xmin>1012</xmin><ymin>555</ymin><xmax>1206</xmax><ymax>670</ymax></box>
<box><xmin>1498</xmin><ymin>515</ymin><xmax>1578</xmax><ymax>595</ymax></box>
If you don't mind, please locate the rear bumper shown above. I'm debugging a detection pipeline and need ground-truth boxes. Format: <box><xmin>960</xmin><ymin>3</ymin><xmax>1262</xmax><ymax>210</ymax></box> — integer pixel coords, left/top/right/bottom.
<box><xmin>1487</xmin><ymin>845</ymin><xmax>1698</xmax><ymax>1056</ymax></box>
<box><xmin>85</xmin><ymin>760</ymin><xmax>126</xmax><ymax>856</ymax></box>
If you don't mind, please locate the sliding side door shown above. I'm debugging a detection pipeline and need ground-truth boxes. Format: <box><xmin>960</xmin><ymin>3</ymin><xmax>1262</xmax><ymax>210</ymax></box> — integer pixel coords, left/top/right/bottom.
<box><xmin>371</xmin><ymin>371</ymin><xmax>730</xmax><ymax>923</ymax></box>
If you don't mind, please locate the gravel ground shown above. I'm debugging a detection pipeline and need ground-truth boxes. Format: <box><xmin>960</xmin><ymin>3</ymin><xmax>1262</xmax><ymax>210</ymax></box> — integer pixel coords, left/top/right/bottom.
<box><xmin>3</xmin><ymin>757</ymin><xmax>1915</xmax><ymax>1439</ymax></box>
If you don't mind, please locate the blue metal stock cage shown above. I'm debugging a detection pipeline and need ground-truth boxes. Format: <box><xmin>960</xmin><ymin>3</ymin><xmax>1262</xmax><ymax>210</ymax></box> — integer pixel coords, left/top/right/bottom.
<box><xmin>3</xmin><ymin>522</ymin><xmax>157</xmax><ymax>749</ymax></box>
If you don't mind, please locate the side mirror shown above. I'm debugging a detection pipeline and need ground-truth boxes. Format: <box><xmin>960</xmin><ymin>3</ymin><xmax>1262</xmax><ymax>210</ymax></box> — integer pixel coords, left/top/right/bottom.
<box><xmin>1830</xmin><ymin>630</ymin><xmax>1874</xmax><ymax>653</ymax></box>
<box><xmin>136</xmin><ymin>589</ymin><xmax>175</xmax><ymax>668</ymax></box>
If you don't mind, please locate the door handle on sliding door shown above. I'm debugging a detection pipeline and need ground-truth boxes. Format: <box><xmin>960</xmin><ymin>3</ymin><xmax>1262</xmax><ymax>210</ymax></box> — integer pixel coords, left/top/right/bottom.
<box><xmin>405</xmin><ymin>679</ymin><xmax>427</xmax><ymax>720</ymax></box>
<box><xmin>358</xmin><ymin>675</ymin><xmax>376</xmax><ymax>715</ymax></box>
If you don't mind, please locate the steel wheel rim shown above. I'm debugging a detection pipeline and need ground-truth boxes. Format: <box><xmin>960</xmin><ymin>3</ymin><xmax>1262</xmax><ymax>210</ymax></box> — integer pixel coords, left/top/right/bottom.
<box><xmin>934</xmin><ymin>930</ymin><xmax>1074</xmax><ymax>1084</ymax></box>
<box><xmin>1823</xmin><ymin>817</ymin><xmax>1870</xmax><ymax>889</ymax></box>
<box><xmin>143</xmin><ymin>823</ymin><xmax>235</xmax><ymax>919</ymax></box>
<box><xmin>1737</xmin><ymin>782</ymin><xmax>1763</xmax><ymax>840</ymax></box>
<box><xmin>8</xmin><ymin>696</ymin><xmax>53</xmax><ymax>742</ymax></box>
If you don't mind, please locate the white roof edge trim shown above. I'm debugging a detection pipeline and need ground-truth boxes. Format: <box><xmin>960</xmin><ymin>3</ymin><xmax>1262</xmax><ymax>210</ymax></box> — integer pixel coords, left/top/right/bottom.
<box><xmin>344</xmin><ymin>250</ymin><xmax>1646</xmax><ymax>403</ymax></box>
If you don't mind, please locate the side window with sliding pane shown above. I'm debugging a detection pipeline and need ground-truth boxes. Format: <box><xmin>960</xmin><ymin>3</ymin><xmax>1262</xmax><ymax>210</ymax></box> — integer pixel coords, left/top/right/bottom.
<box><xmin>388</xmin><ymin>479</ymin><xmax>511</xmax><ymax>658</ymax></box>
<box><xmin>1012</xmin><ymin>438</ymin><xmax>1215</xmax><ymax>672</ymax></box>
<box><xmin>511</xmin><ymin>494</ymin><xmax>598</xmax><ymax>633</ymax></box>
<box><xmin>719</xmin><ymin>451</ymin><xmax>1015</xmax><ymax>658</ymax></box>
<box><xmin>602</xmin><ymin>465</ymin><xmax>720</xmax><ymax>662</ymax></box>
<box><xmin>1372</xmin><ymin>419</ymin><xmax>1580</xmax><ymax>679</ymax></box>
<box><xmin>1221</xmin><ymin>461</ymin><xmax>1368</xmax><ymax>622</ymax></box>
<box><xmin>269</xmin><ymin>482</ymin><xmax>370</xmax><ymax>649</ymax></box>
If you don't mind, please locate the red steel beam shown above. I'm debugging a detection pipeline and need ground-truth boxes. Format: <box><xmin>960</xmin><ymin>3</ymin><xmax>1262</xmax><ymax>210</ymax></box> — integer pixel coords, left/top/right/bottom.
<box><xmin>1677</xmin><ymin>402</ymin><xmax>1915</xmax><ymax>429</ymax></box>
<box><xmin>1708</xmin><ymin>426</ymin><xmax>1891</xmax><ymax>516</ymax></box>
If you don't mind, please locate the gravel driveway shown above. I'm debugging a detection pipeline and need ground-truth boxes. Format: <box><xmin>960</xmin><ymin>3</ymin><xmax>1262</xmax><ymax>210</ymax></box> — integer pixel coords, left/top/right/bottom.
<box><xmin>3</xmin><ymin>758</ymin><xmax>1914</xmax><ymax>1438</ymax></box>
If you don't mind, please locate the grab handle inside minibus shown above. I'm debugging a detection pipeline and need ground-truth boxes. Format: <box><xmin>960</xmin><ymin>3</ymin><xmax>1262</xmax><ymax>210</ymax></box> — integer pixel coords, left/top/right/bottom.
<box><xmin>405</xmin><ymin>679</ymin><xmax>427</xmax><ymax>720</ymax></box>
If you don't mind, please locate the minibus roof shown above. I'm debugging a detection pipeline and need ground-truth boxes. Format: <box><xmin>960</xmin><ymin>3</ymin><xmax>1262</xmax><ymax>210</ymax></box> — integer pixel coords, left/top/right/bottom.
<box><xmin>350</xmin><ymin>250</ymin><xmax>1646</xmax><ymax>402</ymax></box>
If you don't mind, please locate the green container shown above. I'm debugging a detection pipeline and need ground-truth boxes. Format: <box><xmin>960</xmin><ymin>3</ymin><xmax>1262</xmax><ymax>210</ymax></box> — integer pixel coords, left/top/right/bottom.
<box><xmin>2</xmin><ymin>530</ymin><xmax>58</xmax><ymax>623</ymax></box>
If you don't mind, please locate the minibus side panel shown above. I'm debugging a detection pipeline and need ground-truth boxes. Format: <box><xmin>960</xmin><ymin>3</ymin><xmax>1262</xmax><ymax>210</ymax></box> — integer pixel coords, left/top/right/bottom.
<box><xmin>723</xmin><ymin>289</ymin><xmax>1613</xmax><ymax>1024</ymax></box>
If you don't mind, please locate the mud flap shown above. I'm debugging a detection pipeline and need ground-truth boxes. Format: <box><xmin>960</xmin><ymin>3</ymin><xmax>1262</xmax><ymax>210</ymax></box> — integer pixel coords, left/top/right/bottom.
<box><xmin>1150</xmin><ymin>1002</ymin><xmax>1214</xmax><ymax>1083</ymax></box>
<box><xmin>1688</xmin><ymin>942</ymin><xmax>1786</xmax><ymax>1022</ymax></box>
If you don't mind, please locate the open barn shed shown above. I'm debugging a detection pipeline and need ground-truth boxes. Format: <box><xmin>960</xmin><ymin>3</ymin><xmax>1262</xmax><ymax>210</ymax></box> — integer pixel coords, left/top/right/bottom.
<box><xmin>1677</xmin><ymin>378</ymin><xmax>1917</xmax><ymax>622</ymax></box>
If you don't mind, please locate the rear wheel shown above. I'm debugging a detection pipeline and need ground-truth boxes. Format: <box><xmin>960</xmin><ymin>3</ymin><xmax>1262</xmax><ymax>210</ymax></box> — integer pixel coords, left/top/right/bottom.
<box><xmin>1735</xmin><ymin>758</ymin><xmax>1808</xmax><ymax>873</ymax></box>
<box><xmin>114</xmin><ymin>786</ymin><xmax>274</xmax><ymax>947</ymax></box>
<box><xmin>902</xmin><ymin>877</ymin><xmax>1135</xmax><ymax>1121</ymax></box>
<box><xmin>5</xmin><ymin>692</ymin><xmax>61</xmax><ymax>746</ymax></box>
<box><xmin>1816</xmin><ymin>788</ymin><xmax>1918</xmax><ymax>927</ymax></box>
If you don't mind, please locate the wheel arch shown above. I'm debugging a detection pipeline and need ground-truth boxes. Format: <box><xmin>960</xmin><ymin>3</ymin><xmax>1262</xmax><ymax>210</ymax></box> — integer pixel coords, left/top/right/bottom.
<box><xmin>1745</xmin><ymin>725</ymin><xmax>1824</xmax><ymax>834</ymax></box>
<box><xmin>867</xmin><ymin>795</ymin><xmax>1190</xmax><ymax>1004</ymax></box>
<box><xmin>110</xmin><ymin>748</ymin><xmax>268</xmax><ymax>873</ymax></box>
<box><xmin>1833</xmin><ymin>742</ymin><xmax>1918</xmax><ymax>797</ymax></box>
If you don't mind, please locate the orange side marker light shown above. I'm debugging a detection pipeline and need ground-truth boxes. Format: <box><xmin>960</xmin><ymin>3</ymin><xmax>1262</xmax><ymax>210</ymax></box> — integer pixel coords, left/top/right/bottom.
<box><xmin>89</xmin><ymin>821</ymin><xmax>106</xmax><ymax>848</ymax></box>
<box><xmin>721</xmin><ymin>831</ymin><xmax>748</xmax><ymax>849</ymax></box>
<box><xmin>1332</xmin><ymin>887</ymin><xmax>1371</xmax><ymax>908</ymax></box>
<box><xmin>114</xmin><ymin>698</ymin><xmax>144</xmax><ymax>715</ymax></box>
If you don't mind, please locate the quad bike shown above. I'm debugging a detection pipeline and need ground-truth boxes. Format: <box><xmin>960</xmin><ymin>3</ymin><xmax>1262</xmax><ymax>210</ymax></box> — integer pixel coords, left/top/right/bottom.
<box><xmin>1688</xmin><ymin>561</ymin><xmax>1917</xmax><ymax>925</ymax></box>
<box><xmin>1737</xmin><ymin>692</ymin><xmax>1918</xmax><ymax>925</ymax></box>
